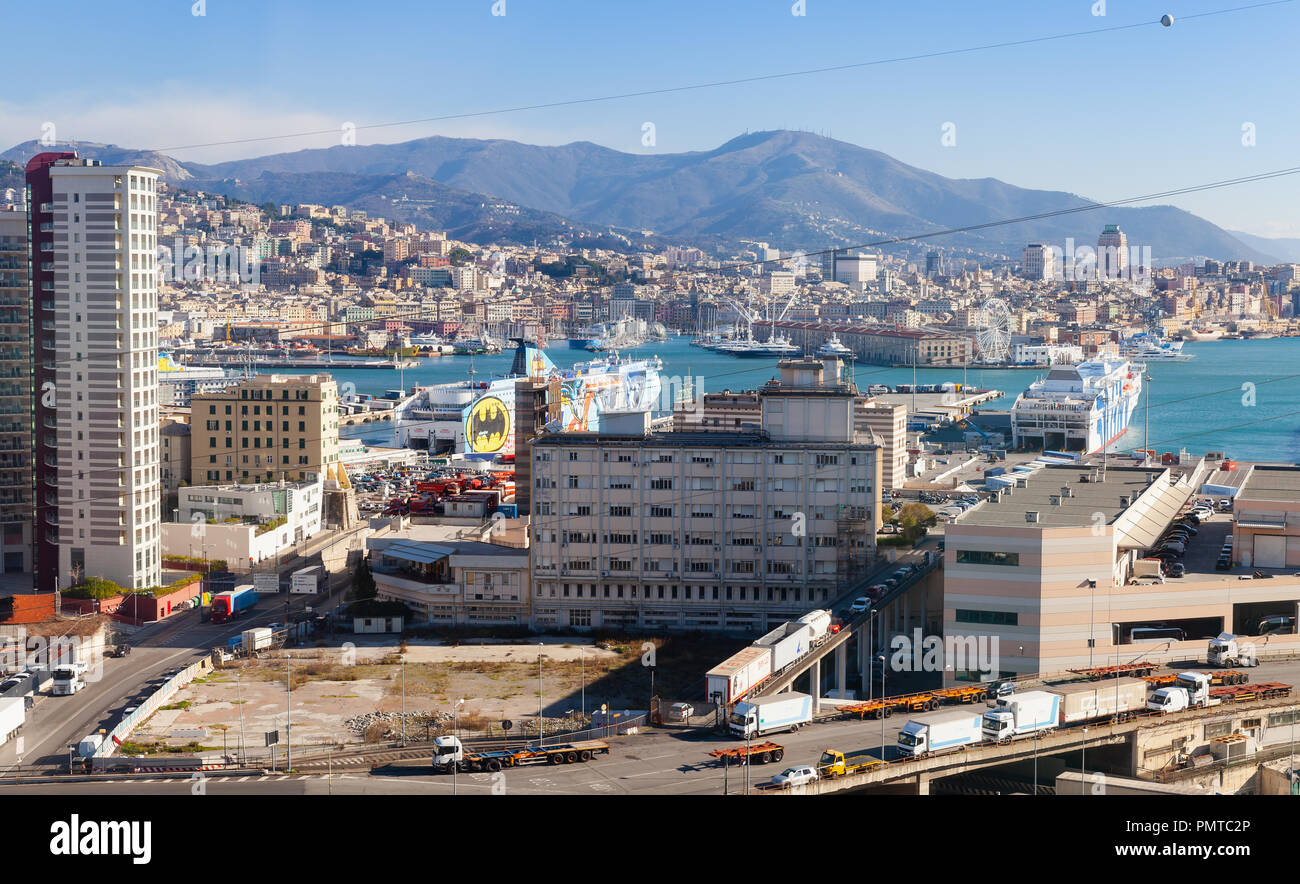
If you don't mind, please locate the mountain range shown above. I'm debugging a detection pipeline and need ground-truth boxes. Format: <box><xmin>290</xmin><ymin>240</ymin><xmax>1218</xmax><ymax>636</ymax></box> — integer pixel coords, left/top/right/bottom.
<box><xmin>1</xmin><ymin>131</ymin><xmax>1283</xmax><ymax>264</ymax></box>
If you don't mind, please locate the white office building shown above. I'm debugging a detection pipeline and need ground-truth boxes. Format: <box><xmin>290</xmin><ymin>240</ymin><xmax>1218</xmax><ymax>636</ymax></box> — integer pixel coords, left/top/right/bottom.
<box><xmin>52</xmin><ymin>161</ymin><xmax>163</xmax><ymax>590</ymax></box>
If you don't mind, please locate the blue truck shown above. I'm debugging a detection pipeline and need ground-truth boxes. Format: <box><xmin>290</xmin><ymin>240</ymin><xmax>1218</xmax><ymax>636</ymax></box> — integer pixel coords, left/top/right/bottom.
<box><xmin>211</xmin><ymin>585</ymin><xmax>257</xmax><ymax>624</ymax></box>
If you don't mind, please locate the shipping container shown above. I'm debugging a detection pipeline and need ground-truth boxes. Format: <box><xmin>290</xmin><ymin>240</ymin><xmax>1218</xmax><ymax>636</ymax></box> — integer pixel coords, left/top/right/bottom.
<box><xmin>752</xmin><ymin>621</ymin><xmax>814</xmax><ymax>672</ymax></box>
<box><xmin>1052</xmin><ymin>677</ymin><xmax>1148</xmax><ymax>724</ymax></box>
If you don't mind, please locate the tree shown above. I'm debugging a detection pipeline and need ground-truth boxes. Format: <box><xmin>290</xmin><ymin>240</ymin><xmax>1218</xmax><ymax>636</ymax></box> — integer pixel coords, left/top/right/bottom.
<box><xmin>261</xmin><ymin>201</ymin><xmax>280</xmax><ymax>218</ymax></box>
<box><xmin>896</xmin><ymin>503</ymin><xmax>936</xmax><ymax>543</ymax></box>
<box><xmin>447</xmin><ymin>247</ymin><xmax>473</xmax><ymax>266</ymax></box>
<box><xmin>350</xmin><ymin>558</ymin><xmax>377</xmax><ymax>601</ymax></box>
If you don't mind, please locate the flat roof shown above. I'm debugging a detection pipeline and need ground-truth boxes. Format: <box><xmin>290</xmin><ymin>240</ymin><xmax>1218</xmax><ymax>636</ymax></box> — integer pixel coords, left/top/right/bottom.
<box><xmin>1239</xmin><ymin>464</ymin><xmax>1300</xmax><ymax>504</ymax></box>
<box><xmin>532</xmin><ymin>431</ymin><xmax>875</xmax><ymax>450</ymax></box>
<box><xmin>957</xmin><ymin>464</ymin><xmax>1169</xmax><ymax>530</ymax></box>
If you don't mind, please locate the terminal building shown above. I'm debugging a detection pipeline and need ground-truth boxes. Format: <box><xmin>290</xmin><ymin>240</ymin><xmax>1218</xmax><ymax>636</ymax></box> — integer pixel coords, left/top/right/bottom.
<box><xmin>529</xmin><ymin>359</ymin><xmax>882</xmax><ymax>632</ymax></box>
<box><xmin>942</xmin><ymin>458</ymin><xmax>1300</xmax><ymax>680</ymax></box>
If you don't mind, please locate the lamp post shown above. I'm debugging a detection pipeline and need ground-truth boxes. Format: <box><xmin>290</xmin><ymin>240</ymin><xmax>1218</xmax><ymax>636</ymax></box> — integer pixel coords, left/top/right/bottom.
<box><xmin>537</xmin><ymin>643</ymin><xmax>544</xmax><ymax>746</ymax></box>
<box><xmin>877</xmin><ymin>654</ymin><xmax>887</xmax><ymax>760</ymax></box>
<box><xmin>286</xmin><ymin>653</ymin><xmax>292</xmax><ymax>773</ymax></box>
<box><xmin>1080</xmin><ymin>727</ymin><xmax>1088</xmax><ymax>794</ymax></box>
<box><xmin>236</xmin><ymin>671</ymin><xmax>247</xmax><ymax>766</ymax></box>
<box><xmin>400</xmin><ymin>653</ymin><xmax>407</xmax><ymax>747</ymax></box>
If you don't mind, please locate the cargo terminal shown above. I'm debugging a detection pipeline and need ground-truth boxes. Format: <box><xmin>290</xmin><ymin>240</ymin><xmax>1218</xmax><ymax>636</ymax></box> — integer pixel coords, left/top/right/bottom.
<box><xmin>941</xmin><ymin>456</ymin><xmax>1300</xmax><ymax>679</ymax></box>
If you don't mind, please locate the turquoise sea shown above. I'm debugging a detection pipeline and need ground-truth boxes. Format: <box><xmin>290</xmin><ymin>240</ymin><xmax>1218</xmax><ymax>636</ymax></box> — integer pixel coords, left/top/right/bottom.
<box><xmin>270</xmin><ymin>336</ymin><xmax>1300</xmax><ymax>463</ymax></box>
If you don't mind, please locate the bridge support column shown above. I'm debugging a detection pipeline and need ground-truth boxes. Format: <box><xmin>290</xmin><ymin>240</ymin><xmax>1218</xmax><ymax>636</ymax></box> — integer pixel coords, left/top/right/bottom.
<box><xmin>859</xmin><ymin>627</ymin><xmax>870</xmax><ymax>699</ymax></box>
<box><xmin>915</xmin><ymin>774</ymin><xmax>930</xmax><ymax>796</ymax></box>
<box><xmin>809</xmin><ymin>657</ymin><xmax>821</xmax><ymax>713</ymax></box>
<box><xmin>835</xmin><ymin>643</ymin><xmax>847</xmax><ymax>700</ymax></box>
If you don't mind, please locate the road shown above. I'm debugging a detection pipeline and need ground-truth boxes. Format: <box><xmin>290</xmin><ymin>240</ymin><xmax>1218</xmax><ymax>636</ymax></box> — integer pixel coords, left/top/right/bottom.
<box><xmin>0</xmin><ymin>524</ymin><xmax>366</xmax><ymax>773</ymax></box>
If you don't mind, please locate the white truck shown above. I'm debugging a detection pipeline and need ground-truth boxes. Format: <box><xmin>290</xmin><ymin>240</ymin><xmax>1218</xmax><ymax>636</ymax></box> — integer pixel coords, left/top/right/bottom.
<box><xmin>752</xmin><ymin>621</ymin><xmax>814</xmax><ymax>673</ymax></box>
<box><xmin>797</xmin><ymin>609</ymin><xmax>835</xmax><ymax>644</ymax></box>
<box><xmin>981</xmin><ymin>690</ymin><xmax>1061</xmax><ymax>741</ymax></box>
<box><xmin>1054</xmin><ymin>678</ymin><xmax>1150</xmax><ymax>725</ymax></box>
<box><xmin>1147</xmin><ymin>672</ymin><xmax>1220</xmax><ymax>713</ymax></box>
<box><xmin>898</xmin><ymin>709</ymin><xmax>984</xmax><ymax>756</ymax></box>
<box><xmin>0</xmin><ymin>696</ymin><xmax>23</xmax><ymax>746</ymax></box>
<box><xmin>1207</xmin><ymin>633</ymin><xmax>1258</xmax><ymax>667</ymax></box>
<box><xmin>51</xmin><ymin>663</ymin><xmax>87</xmax><ymax>696</ymax></box>
<box><xmin>77</xmin><ymin>734</ymin><xmax>104</xmax><ymax>758</ymax></box>
<box><xmin>729</xmin><ymin>692</ymin><xmax>813</xmax><ymax>739</ymax></box>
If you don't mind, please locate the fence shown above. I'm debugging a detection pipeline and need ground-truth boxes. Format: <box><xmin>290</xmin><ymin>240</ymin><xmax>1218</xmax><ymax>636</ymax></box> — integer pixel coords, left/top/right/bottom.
<box><xmin>92</xmin><ymin>656</ymin><xmax>212</xmax><ymax>763</ymax></box>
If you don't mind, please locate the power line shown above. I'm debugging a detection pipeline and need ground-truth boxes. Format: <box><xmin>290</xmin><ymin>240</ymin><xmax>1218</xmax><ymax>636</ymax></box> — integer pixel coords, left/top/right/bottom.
<box><xmin>142</xmin><ymin>1</ymin><xmax>1294</xmax><ymax>155</ymax></box>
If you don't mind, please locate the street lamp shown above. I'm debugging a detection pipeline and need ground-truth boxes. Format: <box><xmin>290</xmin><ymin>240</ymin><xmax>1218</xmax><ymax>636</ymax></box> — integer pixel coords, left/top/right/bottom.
<box><xmin>400</xmin><ymin>653</ymin><xmax>407</xmax><ymax>747</ymax></box>
<box><xmin>876</xmin><ymin>653</ymin><xmax>887</xmax><ymax>760</ymax></box>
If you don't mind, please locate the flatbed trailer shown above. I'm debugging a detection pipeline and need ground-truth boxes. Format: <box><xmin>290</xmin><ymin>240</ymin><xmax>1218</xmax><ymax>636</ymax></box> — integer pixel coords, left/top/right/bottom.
<box><xmin>1069</xmin><ymin>663</ymin><xmax>1157</xmax><ymax>680</ymax></box>
<box><xmin>842</xmin><ymin>692</ymin><xmax>941</xmax><ymax>720</ymax></box>
<box><xmin>457</xmin><ymin>740</ymin><xmax>610</xmax><ymax>772</ymax></box>
<box><xmin>1145</xmin><ymin>670</ymin><xmax>1249</xmax><ymax>688</ymax></box>
<box><xmin>708</xmin><ymin>741</ymin><xmax>785</xmax><ymax>765</ymax></box>
<box><xmin>1211</xmin><ymin>682</ymin><xmax>1291</xmax><ymax>703</ymax></box>
<box><xmin>931</xmin><ymin>685</ymin><xmax>989</xmax><ymax>704</ymax></box>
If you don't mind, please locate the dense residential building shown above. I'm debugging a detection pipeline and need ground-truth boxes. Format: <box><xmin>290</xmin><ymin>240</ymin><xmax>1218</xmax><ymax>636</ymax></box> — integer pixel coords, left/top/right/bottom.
<box><xmin>0</xmin><ymin>209</ymin><xmax>31</xmax><ymax>574</ymax></box>
<box><xmin>189</xmin><ymin>374</ymin><xmax>340</xmax><ymax>484</ymax></box>
<box><xmin>1021</xmin><ymin>243</ymin><xmax>1054</xmax><ymax>281</ymax></box>
<box><xmin>529</xmin><ymin>360</ymin><xmax>880</xmax><ymax>632</ymax></box>
<box><xmin>36</xmin><ymin>159</ymin><xmax>165</xmax><ymax>590</ymax></box>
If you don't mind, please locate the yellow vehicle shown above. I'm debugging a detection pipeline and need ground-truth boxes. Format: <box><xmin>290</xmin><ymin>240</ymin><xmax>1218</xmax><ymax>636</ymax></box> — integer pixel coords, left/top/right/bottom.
<box><xmin>818</xmin><ymin>748</ymin><xmax>885</xmax><ymax>778</ymax></box>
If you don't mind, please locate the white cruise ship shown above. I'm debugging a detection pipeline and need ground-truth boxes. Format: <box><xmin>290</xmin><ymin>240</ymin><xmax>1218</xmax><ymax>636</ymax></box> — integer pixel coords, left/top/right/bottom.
<box><xmin>1011</xmin><ymin>358</ymin><xmax>1142</xmax><ymax>454</ymax></box>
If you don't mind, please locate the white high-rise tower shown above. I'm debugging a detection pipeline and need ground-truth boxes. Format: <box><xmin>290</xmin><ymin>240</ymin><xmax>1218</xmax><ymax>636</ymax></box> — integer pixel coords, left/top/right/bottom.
<box><xmin>50</xmin><ymin>159</ymin><xmax>162</xmax><ymax>590</ymax></box>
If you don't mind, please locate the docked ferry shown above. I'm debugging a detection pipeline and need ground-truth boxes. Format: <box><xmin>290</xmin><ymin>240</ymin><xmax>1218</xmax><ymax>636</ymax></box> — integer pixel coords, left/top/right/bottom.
<box><xmin>1010</xmin><ymin>358</ymin><xmax>1143</xmax><ymax>454</ymax></box>
<box><xmin>394</xmin><ymin>340</ymin><xmax>663</xmax><ymax>457</ymax></box>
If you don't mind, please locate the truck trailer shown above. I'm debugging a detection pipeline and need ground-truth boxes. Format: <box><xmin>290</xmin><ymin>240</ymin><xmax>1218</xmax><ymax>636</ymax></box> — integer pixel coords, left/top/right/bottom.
<box><xmin>898</xmin><ymin>709</ymin><xmax>984</xmax><ymax>757</ymax></box>
<box><xmin>432</xmin><ymin>736</ymin><xmax>610</xmax><ymax>772</ymax></box>
<box><xmin>729</xmin><ymin>692</ymin><xmax>813</xmax><ymax>739</ymax></box>
<box><xmin>706</xmin><ymin>646</ymin><xmax>773</xmax><ymax>706</ymax></box>
<box><xmin>1054</xmin><ymin>677</ymin><xmax>1149</xmax><ymax>724</ymax></box>
<box><xmin>211</xmin><ymin>585</ymin><xmax>258</xmax><ymax>624</ymax></box>
<box><xmin>241</xmin><ymin>627</ymin><xmax>274</xmax><ymax>653</ymax></box>
<box><xmin>0</xmin><ymin>696</ymin><xmax>22</xmax><ymax>745</ymax></box>
<box><xmin>752</xmin><ymin>621</ymin><xmax>814</xmax><ymax>673</ymax></box>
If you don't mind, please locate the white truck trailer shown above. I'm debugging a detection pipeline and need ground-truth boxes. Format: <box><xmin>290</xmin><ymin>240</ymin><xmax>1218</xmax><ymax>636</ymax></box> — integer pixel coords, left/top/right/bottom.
<box><xmin>729</xmin><ymin>692</ymin><xmax>813</xmax><ymax>739</ymax></box>
<box><xmin>706</xmin><ymin>646</ymin><xmax>773</xmax><ymax>706</ymax></box>
<box><xmin>752</xmin><ymin>621</ymin><xmax>814</xmax><ymax>673</ymax></box>
<box><xmin>797</xmin><ymin>609</ymin><xmax>835</xmax><ymax>643</ymax></box>
<box><xmin>1053</xmin><ymin>678</ymin><xmax>1150</xmax><ymax>724</ymax></box>
<box><xmin>0</xmin><ymin>696</ymin><xmax>23</xmax><ymax>745</ymax></box>
<box><xmin>898</xmin><ymin>709</ymin><xmax>984</xmax><ymax>757</ymax></box>
<box><xmin>241</xmin><ymin>627</ymin><xmax>274</xmax><ymax>653</ymax></box>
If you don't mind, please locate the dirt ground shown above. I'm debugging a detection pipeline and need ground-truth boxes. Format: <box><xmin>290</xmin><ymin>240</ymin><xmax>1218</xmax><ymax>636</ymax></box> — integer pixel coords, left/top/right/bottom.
<box><xmin>131</xmin><ymin>634</ymin><xmax>747</xmax><ymax>755</ymax></box>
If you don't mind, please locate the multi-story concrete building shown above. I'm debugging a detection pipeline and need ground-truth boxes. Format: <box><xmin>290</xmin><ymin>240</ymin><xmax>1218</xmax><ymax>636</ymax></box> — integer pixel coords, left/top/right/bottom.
<box><xmin>1021</xmin><ymin>243</ymin><xmax>1055</xmax><ymax>281</ymax></box>
<box><xmin>0</xmin><ymin>209</ymin><xmax>31</xmax><ymax>575</ymax></box>
<box><xmin>190</xmin><ymin>374</ymin><xmax>339</xmax><ymax>484</ymax></box>
<box><xmin>530</xmin><ymin>360</ymin><xmax>880</xmax><ymax>632</ymax></box>
<box><xmin>940</xmin><ymin>459</ymin><xmax>1300</xmax><ymax>681</ymax></box>
<box><xmin>1097</xmin><ymin>224</ymin><xmax>1129</xmax><ymax>279</ymax></box>
<box><xmin>32</xmin><ymin>158</ymin><xmax>164</xmax><ymax>591</ymax></box>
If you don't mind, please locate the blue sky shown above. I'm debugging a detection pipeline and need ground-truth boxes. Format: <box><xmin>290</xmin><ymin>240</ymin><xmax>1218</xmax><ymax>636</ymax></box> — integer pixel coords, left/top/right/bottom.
<box><xmin>5</xmin><ymin>0</ymin><xmax>1298</xmax><ymax>237</ymax></box>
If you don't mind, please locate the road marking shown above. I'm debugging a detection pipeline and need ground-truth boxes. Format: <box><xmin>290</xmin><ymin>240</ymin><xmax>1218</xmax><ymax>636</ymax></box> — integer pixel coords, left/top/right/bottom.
<box><xmin>238</xmin><ymin>776</ymin><xmax>251</xmax><ymax>782</ymax></box>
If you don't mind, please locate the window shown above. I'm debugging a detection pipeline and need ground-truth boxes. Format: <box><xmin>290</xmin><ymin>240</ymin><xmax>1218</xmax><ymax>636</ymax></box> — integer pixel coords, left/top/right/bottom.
<box><xmin>955</xmin><ymin>609</ymin><xmax>1019</xmax><ymax>626</ymax></box>
<box><xmin>955</xmin><ymin>550</ymin><xmax>1020</xmax><ymax>567</ymax></box>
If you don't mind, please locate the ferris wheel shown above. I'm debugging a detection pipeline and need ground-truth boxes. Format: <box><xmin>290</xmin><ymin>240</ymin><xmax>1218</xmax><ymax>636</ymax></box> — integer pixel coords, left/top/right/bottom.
<box><xmin>975</xmin><ymin>298</ymin><xmax>1012</xmax><ymax>364</ymax></box>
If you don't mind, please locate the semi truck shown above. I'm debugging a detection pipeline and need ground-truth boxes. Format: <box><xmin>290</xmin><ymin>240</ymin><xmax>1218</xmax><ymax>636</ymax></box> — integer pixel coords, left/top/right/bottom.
<box><xmin>729</xmin><ymin>692</ymin><xmax>814</xmax><ymax>739</ymax></box>
<box><xmin>1208</xmin><ymin>633</ymin><xmax>1259</xmax><ymax>667</ymax></box>
<box><xmin>210</xmin><ymin>585</ymin><xmax>257</xmax><ymax>624</ymax></box>
<box><xmin>752</xmin><ymin>621</ymin><xmax>814</xmax><ymax>673</ymax></box>
<box><xmin>431</xmin><ymin>736</ymin><xmax>610</xmax><ymax>772</ymax></box>
<box><xmin>898</xmin><ymin>709</ymin><xmax>985</xmax><ymax>757</ymax></box>
<box><xmin>0</xmin><ymin>696</ymin><xmax>22</xmax><ymax>745</ymax></box>
<box><xmin>984</xmin><ymin>679</ymin><xmax>1148</xmax><ymax>740</ymax></box>
<box><xmin>51</xmin><ymin>663</ymin><xmax>87</xmax><ymax>695</ymax></box>
<box><xmin>706</xmin><ymin>646</ymin><xmax>772</xmax><ymax>705</ymax></box>
<box><xmin>797</xmin><ymin>609</ymin><xmax>838</xmax><ymax>643</ymax></box>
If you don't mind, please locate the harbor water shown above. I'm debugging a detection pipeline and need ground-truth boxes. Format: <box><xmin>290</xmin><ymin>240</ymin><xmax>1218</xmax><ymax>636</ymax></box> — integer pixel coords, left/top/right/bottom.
<box><xmin>274</xmin><ymin>337</ymin><xmax>1300</xmax><ymax>463</ymax></box>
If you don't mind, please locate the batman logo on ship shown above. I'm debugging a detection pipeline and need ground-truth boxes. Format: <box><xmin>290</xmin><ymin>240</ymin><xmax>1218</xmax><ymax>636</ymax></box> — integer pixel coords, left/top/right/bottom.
<box><xmin>465</xmin><ymin>396</ymin><xmax>510</xmax><ymax>452</ymax></box>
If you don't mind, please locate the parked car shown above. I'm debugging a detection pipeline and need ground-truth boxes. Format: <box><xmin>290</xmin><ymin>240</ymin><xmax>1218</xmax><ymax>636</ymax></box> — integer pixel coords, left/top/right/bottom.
<box><xmin>866</xmin><ymin>584</ymin><xmax>888</xmax><ymax>600</ymax></box>
<box><xmin>986</xmin><ymin>681</ymin><xmax>1016</xmax><ymax>701</ymax></box>
<box><xmin>1166</xmin><ymin>562</ymin><xmax>1186</xmax><ymax>578</ymax></box>
<box><xmin>1217</xmin><ymin>499</ymin><xmax>1234</xmax><ymax>512</ymax></box>
<box><xmin>849</xmin><ymin>597</ymin><xmax>870</xmax><ymax>615</ymax></box>
<box><xmin>1216</xmin><ymin>557</ymin><xmax>1233</xmax><ymax>571</ymax></box>
<box><xmin>666</xmin><ymin>702</ymin><xmax>695</xmax><ymax>723</ymax></box>
<box><xmin>771</xmin><ymin>766</ymin><xmax>820</xmax><ymax>788</ymax></box>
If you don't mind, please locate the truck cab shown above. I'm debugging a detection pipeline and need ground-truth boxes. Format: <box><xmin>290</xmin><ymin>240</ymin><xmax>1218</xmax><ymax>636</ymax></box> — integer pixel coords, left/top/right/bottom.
<box><xmin>432</xmin><ymin>735</ymin><xmax>465</xmax><ymax>770</ymax></box>
<box><xmin>1208</xmin><ymin>633</ymin><xmax>1257</xmax><ymax>667</ymax></box>
<box><xmin>981</xmin><ymin>709</ymin><xmax>1016</xmax><ymax>742</ymax></box>
<box><xmin>1148</xmin><ymin>672</ymin><xmax>1216</xmax><ymax>712</ymax></box>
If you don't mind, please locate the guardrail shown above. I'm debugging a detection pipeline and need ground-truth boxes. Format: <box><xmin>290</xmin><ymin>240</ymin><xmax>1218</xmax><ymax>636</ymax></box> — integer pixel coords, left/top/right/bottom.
<box><xmin>92</xmin><ymin>658</ymin><xmax>212</xmax><ymax>761</ymax></box>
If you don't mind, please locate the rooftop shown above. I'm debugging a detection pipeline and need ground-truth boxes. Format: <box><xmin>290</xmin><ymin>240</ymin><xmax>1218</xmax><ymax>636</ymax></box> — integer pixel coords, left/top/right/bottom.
<box><xmin>1238</xmin><ymin>464</ymin><xmax>1300</xmax><ymax>504</ymax></box>
<box><xmin>532</xmin><ymin>430</ymin><xmax>875</xmax><ymax>451</ymax></box>
<box><xmin>956</xmin><ymin>464</ymin><xmax>1179</xmax><ymax>533</ymax></box>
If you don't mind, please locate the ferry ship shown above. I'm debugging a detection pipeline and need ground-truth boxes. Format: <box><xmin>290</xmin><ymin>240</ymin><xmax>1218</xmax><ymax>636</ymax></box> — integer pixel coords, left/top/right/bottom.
<box><xmin>394</xmin><ymin>340</ymin><xmax>663</xmax><ymax>457</ymax></box>
<box><xmin>1118</xmin><ymin>331</ymin><xmax>1193</xmax><ymax>361</ymax></box>
<box><xmin>1011</xmin><ymin>357</ymin><xmax>1143</xmax><ymax>454</ymax></box>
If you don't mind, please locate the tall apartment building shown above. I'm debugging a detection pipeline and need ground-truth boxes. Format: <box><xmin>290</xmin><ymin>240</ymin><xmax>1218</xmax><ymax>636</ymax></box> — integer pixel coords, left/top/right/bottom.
<box><xmin>1097</xmin><ymin>224</ymin><xmax>1129</xmax><ymax>279</ymax></box>
<box><xmin>0</xmin><ymin>209</ymin><xmax>31</xmax><ymax>574</ymax></box>
<box><xmin>530</xmin><ymin>360</ymin><xmax>880</xmax><ymax>632</ymax></box>
<box><xmin>189</xmin><ymin>374</ymin><xmax>339</xmax><ymax>484</ymax></box>
<box><xmin>31</xmin><ymin>158</ymin><xmax>163</xmax><ymax>590</ymax></box>
<box><xmin>1021</xmin><ymin>243</ymin><xmax>1055</xmax><ymax>281</ymax></box>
